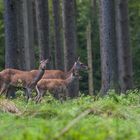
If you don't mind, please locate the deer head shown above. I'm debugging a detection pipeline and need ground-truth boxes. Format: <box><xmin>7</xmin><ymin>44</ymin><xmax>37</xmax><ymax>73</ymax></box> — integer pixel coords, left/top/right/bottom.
<box><xmin>73</xmin><ymin>57</ymin><xmax>88</xmax><ymax>72</ymax></box>
<box><xmin>39</xmin><ymin>59</ymin><xmax>49</xmax><ymax>70</ymax></box>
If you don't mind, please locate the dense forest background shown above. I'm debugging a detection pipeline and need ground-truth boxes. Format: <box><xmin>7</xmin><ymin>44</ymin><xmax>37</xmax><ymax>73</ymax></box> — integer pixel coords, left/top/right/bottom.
<box><xmin>0</xmin><ymin>0</ymin><xmax>140</xmax><ymax>94</ymax></box>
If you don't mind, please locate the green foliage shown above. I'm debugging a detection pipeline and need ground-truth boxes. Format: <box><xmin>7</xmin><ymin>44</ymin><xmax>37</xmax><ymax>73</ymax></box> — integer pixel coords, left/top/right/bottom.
<box><xmin>0</xmin><ymin>90</ymin><xmax>140</xmax><ymax>140</ymax></box>
<box><xmin>76</xmin><ymin>0</ymin><xmax>101</xmax><ymax>92</ymax></box>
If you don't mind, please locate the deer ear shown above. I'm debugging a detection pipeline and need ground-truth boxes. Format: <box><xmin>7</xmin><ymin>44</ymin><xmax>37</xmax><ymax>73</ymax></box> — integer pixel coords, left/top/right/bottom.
<box><xmin>40</xmin><ymin>60</ymin><xmax>44</xmax><ymax>64</ymax></box>
<box><xmin>77</xmin><ymin>56</ymin><xmax>80</xmax><ymax>62</ymax></box>
<box><xmin>45</xmin><ymin>59</ymin><xmax>49</xmax><ymax>63</ymax></box>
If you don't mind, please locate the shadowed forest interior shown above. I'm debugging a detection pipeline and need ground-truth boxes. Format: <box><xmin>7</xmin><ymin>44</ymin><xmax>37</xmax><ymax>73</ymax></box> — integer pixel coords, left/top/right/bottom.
<box><xmin>0</xmin><ymin>0</ymin><xmax>140</xmax><ymax>95</ymax></box>
<box><xmin>0</xmin><ymin>0</ymin><xmax>140</xmax><ymax>140</ymax></box>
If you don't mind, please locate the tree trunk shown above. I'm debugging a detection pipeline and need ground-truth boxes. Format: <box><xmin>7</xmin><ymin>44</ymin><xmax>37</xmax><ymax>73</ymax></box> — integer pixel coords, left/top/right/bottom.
<box><xmin>35</xmin><ymin>0</ymin><xmax>50</xmax><ymax>66</ymax></box>
<box><xmin>4</xmin><ymin>0</ymin><xmax>18</xmax><ymax>68</ymax></box>
<box><xmin>32</xmin><ymin>0</ymin><xmax>38</xmax><ymax>46</ymax></box>
<box><xmin>16</xmin><ymin>0</ymin><xmax>25</xmax><ymax>70</ymax></box>
<box><xmin>52</xmin><ymin>0</ymin><xmax>63</xmax><ymax>70</ymax></box>
<box><xmin>115</xmin><ymin>0</ymin><xmax>133</xmax><ymax>93</ymax></box>
<box><xmin>86</xmin><ymin>22</ymin><xmax>94</xmax><ymax>95</ymax></box>
<box><xmin>23</xmin><ymin>0</ymin><xmax>35</xmax><ymax>70</ymax></box>
<box><xmin>91</xmin><ymin>0</ymin><xmax>101</xmax><ymax>91</ymax></box>
<box><xmin>62</xmin><ymin>0</ymin><xmax>78</xmax><ymax>98</ymax></box>
<box><xmin>99</xmin><ymin>0</ymin><xmax>119</xmax><ymax>95</ymax></box>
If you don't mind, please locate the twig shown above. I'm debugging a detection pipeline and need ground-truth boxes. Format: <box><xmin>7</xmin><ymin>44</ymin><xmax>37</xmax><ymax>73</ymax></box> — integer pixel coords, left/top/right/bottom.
<box><xmin>54</xmin><ymin>108</ymin><xmax>93</xmax><ymax>140</ymax></box>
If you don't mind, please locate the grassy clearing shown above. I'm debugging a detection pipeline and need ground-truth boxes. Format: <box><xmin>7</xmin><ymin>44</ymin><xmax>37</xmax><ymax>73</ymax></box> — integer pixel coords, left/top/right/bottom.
<box><xmin>0</xmin><ymin>90</ymin><xmax>140</xmax><ymax>140</ymax></box>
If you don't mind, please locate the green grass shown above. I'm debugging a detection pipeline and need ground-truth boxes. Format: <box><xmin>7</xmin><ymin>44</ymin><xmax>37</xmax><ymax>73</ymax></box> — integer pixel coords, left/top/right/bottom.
<box><xmin>0</xmin><ymin>90</ymin><xmax>140</xmax><ymax>140</ymax></box>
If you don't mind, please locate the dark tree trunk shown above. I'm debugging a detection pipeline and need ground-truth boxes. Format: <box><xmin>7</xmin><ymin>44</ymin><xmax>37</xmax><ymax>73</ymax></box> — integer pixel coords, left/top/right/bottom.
<box><xmin>32</xmin><ymin>0</ymin><xmax>38</xmax><ymax>46</ymax></box>
<box><xmin>62</xmin><ymin>0</ymin><xmax>78</xmax><ymax>98</ymax></box>
<box><xmin>99</xmin><ymin>0</ymin><xmax>119</xmax><ymax>95</ymax></box>
<box><xmin>16</xmin><ymin>0</ymin><xmax>25</xmax><ymax>70</ymax></box>
<box><xmin>4</xmin><ymin>0</ymin><xmax>18</xmax><ymax>98</ymax></box>
<box><xmin>115</xmin><ymin>0</ymin><xmax>133</xmax><ymax>93</ymax></box>
<box><xmin>52</xmin><ymin>0</ymin><xmax>63</xmax><ymax>70</ymax></box>
<box><xmin>23</xmin><ymin>0</ymin><xmax>35</xmax><ymax>70</ymax></box>
<box><xmin>35</xmin><ymin>0</ymin><xmax>50</xmax><ymax>65</ymax></box>
<box><xmin>4</xmin><ymin>0</ymin><xmax>18</xmax><ymax>68</ymax></box>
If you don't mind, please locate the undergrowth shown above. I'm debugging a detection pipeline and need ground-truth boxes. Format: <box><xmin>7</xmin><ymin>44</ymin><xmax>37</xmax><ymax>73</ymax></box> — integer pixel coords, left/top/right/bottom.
<box><xmin>0</xmin><ymin>89</ymin><xmax>140</xmax><ymax>140</ymax></box>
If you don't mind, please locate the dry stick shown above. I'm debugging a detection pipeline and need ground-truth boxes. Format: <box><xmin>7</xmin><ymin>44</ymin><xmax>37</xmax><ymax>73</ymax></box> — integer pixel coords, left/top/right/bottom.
<box><xmin>54</xmin><ymin>108</ymin><xmax>93</xmax><ymax>139</ymax></box>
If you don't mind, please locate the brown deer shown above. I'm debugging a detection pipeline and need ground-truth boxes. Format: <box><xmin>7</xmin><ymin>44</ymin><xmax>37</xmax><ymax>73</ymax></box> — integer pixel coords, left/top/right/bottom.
<box><xmin>35</xmin><ymin>69</ymin><xmax>80</xmax><ymax>103</ymax></box>
<box><xmin>0</xmin><ymin>59</ymin><xmax>49</xmax><ymax>101</ymax></box>
<box><xmin>0</xmin><ymin>69</ymin><xmax>23</xmax><ymax>97</ymax></box>
<box><xmin>30</xmin><ymin>57</ymin><xmax>88</xmax><ymax>80</ymax></box>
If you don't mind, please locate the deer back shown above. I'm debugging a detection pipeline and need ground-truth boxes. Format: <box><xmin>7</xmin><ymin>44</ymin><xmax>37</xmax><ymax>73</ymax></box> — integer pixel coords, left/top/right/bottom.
<box><xmin>10</xmin><ymin>71</ymin><xmax>33</xmax><ymax>87</ymax></box>
<box><xmin>43</xmin><ymin>70</ymin><xmax>65</xmax><ymax>79</ymax></box>
<box><xmin>0</xmin><ymin>69</ymin><xmax>23</xmax><ymax>84</ymax></box>
<box><xmin>30</xmin><ymin>69</ymin><xmax>65</xmax><ymax>79</ymax></box>
<box><xmin>37</xmin><ymin>79</ymin><xmax>66</xmax><ymax>90</ymax></box>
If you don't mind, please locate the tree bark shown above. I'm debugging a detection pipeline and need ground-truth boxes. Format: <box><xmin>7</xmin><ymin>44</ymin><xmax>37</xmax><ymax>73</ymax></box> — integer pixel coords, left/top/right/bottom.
<box><xmin>62</xmin><ymin>0</ymin><xmax>78</xmax><ymax>98</ymax></box>
<box><xmin>23</xmin><ymin>0</ymin><xmax>35</xmax><ymax>70</ymax></box>
<box><xmin>91</xmin><ymin>0</ymin><xmax>101</xmax><ymax>91</ymax></box>
<box><xmin>4</xmin><ymin>0</ymin><xmax>18</xmax><ymax>68</ymax></box>
<box><xmin>16</xmin><ymin>0</ymin><xmax>25</xmax><ymax>70</ymax></box>
<box><xmin>115</xmin><ymin>0</ymin><xmax>133</xmax><ymax>93</ymax></box>
<box><xmin>99</xmin><ymin>0</ymin><xmax>119</xmax><ymax>95</ymax></box>
<box><xmin>52</xmin><ymin>0</ymin><xmax>63</xmax><ymax>70</ymax></box>
<box><xmin>86</xmin><ymin>22</ymin><xmax>94</xmax><ymax>95</ymax></box>
<box><xmin>35</xmin><ymin>0</ymin><xmax>50</xmax><ymax>65</ymax></box>
<box><xmin>32</xmin><ymin>0</ymin><xmax>38</xmax><ymax>46</ymax></box>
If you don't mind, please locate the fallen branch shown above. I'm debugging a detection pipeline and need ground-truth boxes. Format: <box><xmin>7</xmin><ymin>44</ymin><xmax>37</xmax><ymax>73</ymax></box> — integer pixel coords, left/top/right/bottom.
<box><xmin>54</xmin><ymin>108</ymin><xmax>93</xmax><ymax>139</ymax></box>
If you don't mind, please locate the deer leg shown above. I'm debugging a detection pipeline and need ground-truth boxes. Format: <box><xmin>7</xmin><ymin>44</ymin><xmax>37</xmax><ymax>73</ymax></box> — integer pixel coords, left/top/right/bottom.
<box><xmin>6</xmin><ymin>86</ymin><xmax>16</xmax><ymax>99</ymax></box>
<box><xmin>59</xmin><ymin>93</ymin><xmax>64</xmax><ymax>103</ymax></box>
<box><xmin>57</xmin><ymin>89</ymin><xmax>64</xmax><ymax>103</ymax></box>
<box><xmin>37</xmin><ymin>92</ymin><xmax>43</xmax><ymax>103</ymax></box>
<box><xmin>53</xmin><ymin>88</ymin><xmax>60</xmax><ymax>100</ymax></box>
<box><xmin>0</xmin><ymin>87</ymin><xmax>7</xmax><ymax>96</ymax></box>
<box><xmin>23</xmin><ymin>88</ymin><xmax>28</xmax><ymax>97</ymax></box>
<box><xmin>35</xmin><ymin>86</ymin><xmax>45</xmax><ymax>103</ymax></box>
<box><xmin>5</xmin><ymin>88</ymin><xmax>10</xmax><ymax>98</ymax></box>
<box><xmin>26</xmin><ymin>88</ymin><xmax>32</xmax><ymax>102</ymax></box>
<box><xmin>37</xmin><ymin>91</ymin><xmax>45</xmax><ymax>103</ymax></box>
<box><xmin>0</xmin><ymin>83</ymin><xmax>9</xmax><ymax>96</ymax></box>
<box><xmin>35</xmin><ymin>85</ymin><xmax>41</xmax><ymax>103</ymax></box>
<box><xmin>65</xmin><ymin>88</ymin><xmax>69</xmax><ymax>100</ymax></box>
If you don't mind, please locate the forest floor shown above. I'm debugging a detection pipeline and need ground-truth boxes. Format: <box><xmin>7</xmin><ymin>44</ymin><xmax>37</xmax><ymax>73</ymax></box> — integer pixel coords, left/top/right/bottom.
<box><xmin>0</xmin><ymin>90</ymin><xmax>140</xmax><ymax>140</ymax></box>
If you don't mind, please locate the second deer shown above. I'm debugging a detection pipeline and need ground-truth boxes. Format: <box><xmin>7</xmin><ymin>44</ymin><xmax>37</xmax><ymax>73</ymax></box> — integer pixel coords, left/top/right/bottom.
<box><xmin>35</xmin><ymin>69</ymin><xmax>80</xmax><ymax>103</ymax></box>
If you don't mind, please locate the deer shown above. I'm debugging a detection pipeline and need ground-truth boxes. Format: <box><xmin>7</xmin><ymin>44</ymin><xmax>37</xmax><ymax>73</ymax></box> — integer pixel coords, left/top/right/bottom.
<box><xmin>0</xmin><ymin>68</ymin><xmax>23</xmax><ymax>97</ymax></box>
<box><xmin>35</xmin><ymin>69</ymin><xmax>80</xmax><ymax>103</ymax></box>
<box><xmin>0</xmin><ymin>59</ymin><xmax>49</xmax><ymax>101</ymax></box>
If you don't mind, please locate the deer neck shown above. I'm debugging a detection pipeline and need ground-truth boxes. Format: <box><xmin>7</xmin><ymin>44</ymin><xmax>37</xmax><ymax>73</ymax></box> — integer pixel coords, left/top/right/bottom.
<box><xmin>65</xmin><ymin>65</ymin><xmax>75</xmax><ymax>78</ymax></box>
<box><xmin>65</xmin><ymin>74</ymin><xmax>76</xmax><ymax>86</ymax></box>
<box><xmin>30</xmin><ymin>69</ymin><xmax>45</xmax><ymax>88</ymax></box>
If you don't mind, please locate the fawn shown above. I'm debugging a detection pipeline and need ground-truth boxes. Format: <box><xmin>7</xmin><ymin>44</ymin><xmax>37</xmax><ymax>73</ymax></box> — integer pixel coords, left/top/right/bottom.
<box><xmin>35</xmin><ymin>69</ymin><xmax>80</xmax><ymax>103</ymax></box>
